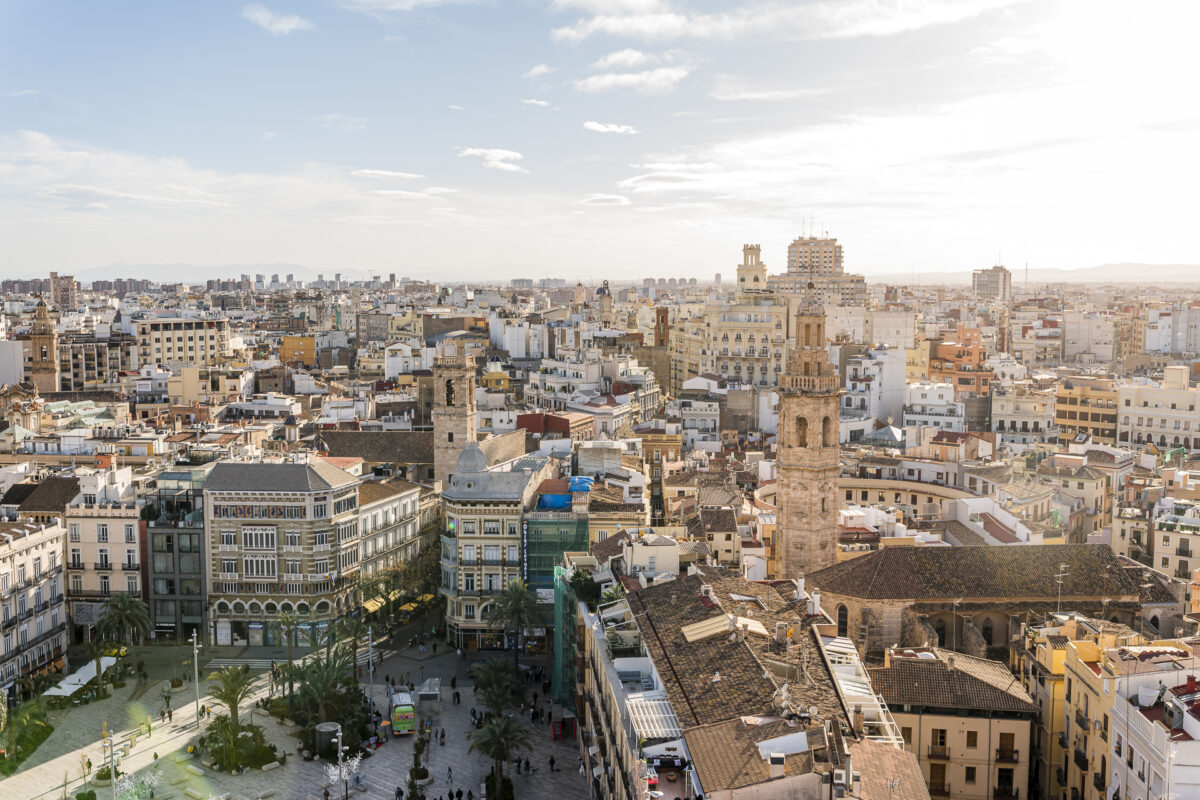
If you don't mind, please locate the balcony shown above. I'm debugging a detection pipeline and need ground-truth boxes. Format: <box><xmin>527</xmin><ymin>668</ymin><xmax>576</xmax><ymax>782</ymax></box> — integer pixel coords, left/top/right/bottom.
<box><xmin>996</xmin><ymin>748</ymin><xmax>1019</xmax><ymax>763</ymax></box>
<box><xmin>1075</xmin><ymin>708</ymin><xmax>1089</xmax><ymax>729</ymax></box>
<box><xmin>928</xmin><ymin>745</ymin><xmax>950</xmax><ymax>760</ymax></box>
<box><xmin>94</xmin><ymin>562</ymin><xmax>113</xmax><ymax>571</ymax></box>
<box><xmin>1073</xmin><ymin>748</ymin><xmax>1088</xmax><ymax>771</ymax></box>
<box><xmin>928</xmin><ymin>783</ymin><xmax>950</xmax><ymax>798</ymax></box>
<box><xmin>1056</xmin><ymin>767</ymin><xmax>1067</xmax><ymax>787</ymax></box>
<box><xmin>1176</xmin><ymin>567</ymin><xmax>1191</xmax><ymax>580</ymax></box>
<box><xmin>992</xmin><ymin>789</ymin><xmax>1018</xmax><ymax>800</ymax></box>
<box><xmin>122</xmin><ymin>562</ymin><xmax>140</xmax><ymax>571</ymax></box>
<box><xmin>2</xmin><ymin>616</ymin><xmax>14</xmax><ymax>630</ymax></box>
<box><xmin>1177</xmin><ymin>545</ymin><xmax>1192</xmax><ymax>557</ymax></box>
<box><xmin>1092</xmin><ymin>773</ymin><xmax>1105</xmax><ymax>792</ymax></box>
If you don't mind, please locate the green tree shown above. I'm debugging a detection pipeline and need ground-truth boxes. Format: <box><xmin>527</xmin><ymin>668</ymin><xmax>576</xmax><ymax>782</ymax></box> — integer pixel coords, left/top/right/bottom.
<box><xmin>568</xmin><ymin>568</ymin><xmax>601</xmax><ymax>609</ymax></box>
<box><xmin>490</xmin><ymin>579</ymin><xmax>539</xmax><ymax>674</ymax></box>
<box><xmin>277</xmin><ymin>610</ymin><xmax>299</xmax><ymax>702</ymax></box>
<box><xmin>96</xmin><ymin>592</ymin><xmax>150</xmax><ymax>648</ymax></box>
<box><xmin>340</xmin><ymin>616</ymin><xmax>371</xmax><ymax>683</ymax></box>
<box><xmin>207</xmin><ymin>667</ymin><xmax>255</xmax><ymax>732</ymax></box>
<box><xmin>299</xmin><ymin>644</ymin><xmax>352</xmax><ymax>723</ymax></box>
<box><xmin>84</xmin><ymin>638</ymin><xmax>110</xmax><ymax>698</ymax></box>
<box><xmin>469</xmin><ymin>658</ymin><xmax>516</xmax><ymax>714</ymax></box>
<box><xmin>366</xmin><ymin>571</ymin><xmax>402</xmax><ymax>626</ymax></box>
<box><xmin>468</xmin><ymin>716</ymin><xmax>531</xmax><ymax>797</ymax></box>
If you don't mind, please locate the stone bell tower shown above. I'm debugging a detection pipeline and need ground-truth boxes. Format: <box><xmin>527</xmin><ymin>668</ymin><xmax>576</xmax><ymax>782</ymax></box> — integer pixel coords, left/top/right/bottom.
<box><xmin>775</xmin><ymin>285</ymin><xmax>841</xmax><ymax>579</ymax></box>
<box><xmin>432</xmin><ymin>347</ymin><xmax>478</xmax><ymax>487</ymax></box>
<box><xmin>27</xmin><ymin>298</ymin><xmax>60</xmax><ymax>394</ymax></box>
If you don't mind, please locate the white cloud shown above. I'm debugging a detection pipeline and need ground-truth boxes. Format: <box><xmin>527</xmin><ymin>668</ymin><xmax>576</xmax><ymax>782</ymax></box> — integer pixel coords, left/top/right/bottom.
<box><xmin>8</xmin><ymin>89</ymin><xmax>39</xmax><ymax>97</ymax></box>
<box><xmin>351</xmin><ymin>169</ymin><xmax>425</xmax><ymax>179</ymax></box>
<box><xmin>448</xmin><ymin>104</ymin><xmax>464</xmax><ymax>111</ymax></box>
<box><xmin>551</xmin><ymin>0</ymin><xmax>1025</xmax><ymax>44</ymax></box>
<box><xmin>263</xmin><ymin>131</ymin><xmax>279</xmax><ymax>140</ymax></box>
<box><xmin>457</xmin><ymin>147</ymin><xmax>529</xmax><ymax>173</ymax></box>
<box><xmin>523</xmin><ymin>64</ymin><xmax>554</xmax><ymax>79</ymax></box>
<box><xmin>580</xmin><ymin>193</ymin><xmax>631</xmax><ymax>206</ymax></box>
<box><xmin>317</xmin><ymin>114</ymin><xmax>367</xmax><ymax>131</ymax></box>
<box><xmin>521</xmin><ymin>98</ymin><xmax>551</xmax><ymax>107</ymax></box>
<box><xmin>242</xmin><ymin>4</ymin><xmax>315</xmax><ymax>35</ymax></box>
<box><xmin>574</xmin><ymin>67</ymin><xmax>687</xmax><ymax>94</ymax></box>
<box><xmin>342</xmin><ymin>0</ymin><xmax>468</xmax><ymax>11</ymax></box>
<box><xmin>710</xmin><ymin>76</ymin><xmax>828</xmax><ymax>101</ymax></box>
<box><xmin>590</xmin><ymin>48</ymin><xmax>656</xmax><ymax>69</ymax></box>
<box><xmin>583</xmin><ymin>121</ymin><xmax>639</xmax><ymax>134</ymax></box>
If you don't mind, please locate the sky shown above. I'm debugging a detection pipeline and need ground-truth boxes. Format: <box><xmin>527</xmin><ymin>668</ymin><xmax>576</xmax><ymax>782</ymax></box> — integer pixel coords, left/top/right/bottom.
<box><xmin>2</xmin><ymin>0</ymin><xmax>1199</xmax><ymax>283</ymax></box>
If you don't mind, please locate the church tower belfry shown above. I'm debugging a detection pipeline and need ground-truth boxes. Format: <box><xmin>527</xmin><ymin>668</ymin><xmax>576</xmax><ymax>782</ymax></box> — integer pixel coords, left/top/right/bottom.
<box><xmin>432</xmin><ymin>347</ymin><xmax>478</xmax><ymax>488</ymax></box>
<box><xmin>775</xmin><ymin>285</ymin><xmax>841</xmax><ymax>578</ymax></box>
<box><xmin>27</xmin><ymin>298</ymin><xmax>60</xmax><ymax>394</ymax></box>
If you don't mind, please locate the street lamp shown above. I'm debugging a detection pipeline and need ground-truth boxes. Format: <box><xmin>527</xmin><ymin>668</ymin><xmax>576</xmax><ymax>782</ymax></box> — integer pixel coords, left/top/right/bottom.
<box><xmin>189</xmin><ymin>629</ymin><xmax>202</xmax><ymax>728</ymax></box>
<box><xmin>100</xmin><ymin>729</ymin><xmax>117</xmax><ymax>800</ymax></box>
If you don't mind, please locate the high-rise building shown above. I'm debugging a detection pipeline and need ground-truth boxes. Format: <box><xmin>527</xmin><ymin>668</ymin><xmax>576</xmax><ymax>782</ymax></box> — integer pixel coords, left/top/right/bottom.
<box><xmin>48</xmin><ymin>271</ymin><xmax>78</xmax><ymax>311</ymax></box>
<box><xmin>774</xmin><ymin>290</ymin><xmax>841</xmax><ymax>578</ymax></box>
<box><xmin>972</xmin><ymin>264</ymin><xmax>1012</xmax><ymax>301</ymax></box>
<box><xmin>768</xmin><ymin>235</ymin><xmax>866</xmax><ymax>305</ymax></box>
<box><xmin>135</xmin><ymin>317</ymin><xmax>231</xmax><ymax>367</ymax></box>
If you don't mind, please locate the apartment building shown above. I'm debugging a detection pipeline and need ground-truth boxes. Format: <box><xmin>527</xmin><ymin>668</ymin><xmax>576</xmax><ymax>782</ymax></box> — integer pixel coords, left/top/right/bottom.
<box><xmin>870</xmin><ymin>647</ymin><xmax>1035</xmax><ymax>800</ymax></box>
<box><xmin>768</xmin><ymin>235</ymin><xmax>868</xmax><ymax>305</ymax></box>
<box><xmin>440</xmin><ymin>444</ymin><xmax>552</xmax><ymax>650</ymax></box>
<box><xmin>1035</xmin><ymin>454</ymin><xmax>1113</xmax><ymax>536</ymax></box>
<box><xmin>64</xmin><ymin>502</ymin><xmax>141</xmax><ymax>643</ymax></box>
<box><xmin>1056</xmin><ymin>376</ymin><xmax>1119</xmax><ymax>445</ymax></box>
<box><xmin>0</xmin><ymin>519</ymin><xmax>68</xmax><ymax>693</ymax></box>
<box><xmin>990</xmin><ymin>386</ymin><xmax>1057</xmax><ymax>451</ymax></box>
<box><xmin>971</xmin><ymin>265</ymin><xmax>1011</xmax><ymax>301</ymax></box>
<box><xmin>841</xmin><ymin>345</ymin><xmax>906</xmax><ymax>442</ymax></box>
<box><xmin>929</xmin><ymin>340</ymin><xmax>993</xmax><ymax>399</ymax></box>
<box><xmin>1118</xmin><ymin>366</ymin><xmax>1200</xmax><ymax>451</ymax></box>
<box><xmin>1063</xmin><ymin>311</ymin><xmax>1114</xmax><ymax>366</ymax></box>
<box><xmin>135</xmin><ymin>316</ymin><xmax>231</xmax><ymax>367</ymax></box>
<box><xmin>56</xmin><ymin>330</ymin><xmax>140</xmax><ymax>391</ymax></box>
<box><xmin>357</xmin><ymin>478</ymin><xmax>423</xmax><ymax>578</ymax></box>
<box><xmin>203</xmin><ymin>459</ymin><xmax>362</xmax><ymax>646</ymax></box>
<box><xmin>145</xmin><ymin>464</ymin><xmax>211</xmax><ymax>642</ymax></box>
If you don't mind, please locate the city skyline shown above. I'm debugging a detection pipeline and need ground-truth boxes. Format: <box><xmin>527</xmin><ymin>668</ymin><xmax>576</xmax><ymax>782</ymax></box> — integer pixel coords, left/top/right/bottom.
<box><xmin>3</xmin><ymin>1</ymin><xmax>1199</xmax><ymax>280</ymax></box>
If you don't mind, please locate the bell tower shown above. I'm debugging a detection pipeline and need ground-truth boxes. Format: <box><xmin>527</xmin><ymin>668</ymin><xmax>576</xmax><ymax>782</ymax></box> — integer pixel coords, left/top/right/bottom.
<box><xmin>774</xmin><ymin>285</ymin><xmax>841</xmax><ymax>578</ymax></box>
<box><xmin>432</xmin><ymin>348</ymin><xmax>478</xmax><ymax>487</ymax></box>
<box><xmin>27</xmin><ymin>298</ymin><xmax>60</xmax><ymax>394</ymax></box>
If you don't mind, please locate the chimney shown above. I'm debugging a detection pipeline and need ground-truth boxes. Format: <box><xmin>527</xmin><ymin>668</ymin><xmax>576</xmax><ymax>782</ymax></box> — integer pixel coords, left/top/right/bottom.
<box><xmin>775</xmin><ymin>622</ymin><xmax>788</xmax><ymax>644</ymax></box>
<box><xmin>768</xmin><ymin>753</ymin><xmax>785</xmax><ymax>779</ymax></box>
<box><xmin>852</xmin><ymin>704</ymin><xmax>864</xmax><ymax>734</ymax></box>
<box><xmin>796</xmin><ymin>574</ymin><xmax>806</xmax><ymax>601</ymax></box>
<box><xmin>810</xmin><ymin>590</ymin><xmax>822</xmax><ymax>617</ymax></box>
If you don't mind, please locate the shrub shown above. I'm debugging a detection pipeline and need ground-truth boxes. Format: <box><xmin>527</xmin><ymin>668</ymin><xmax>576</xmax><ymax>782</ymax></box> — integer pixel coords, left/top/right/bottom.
<box><xmin>75</xmin><ymin>791</ymin><xmax>97</xmax><ymax>800</ymax></box>
<box><xmin>170</xmin><ymin>676</ymin><xmax>184</xmax><ymax>689</ymax></box>
<box><xmin>485</xmin><ymin>774</ymin><xmax>514</xmax><ymax>800</ymax></box>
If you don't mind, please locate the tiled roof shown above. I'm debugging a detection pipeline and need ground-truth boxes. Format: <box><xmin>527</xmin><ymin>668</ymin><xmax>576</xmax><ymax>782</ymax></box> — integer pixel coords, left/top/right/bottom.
<box><xmin>683</xmin><ymin>718</ymin><xmax>818</xmax><ymax>791</ymax></box>
<box><xmin>809</xmin><ymin>544</ymin><xmax>1140</xmax><ymax>601</ymax></box>
<box><xmin>589</xmin><ymin>531</ymin><xmax>630</xmax><ymax>563</ymax></box>
<box><xmin>206</xmin><ymin>461</ymin><xmax>357</xmax><ymax>493</ymax></box>
<box><xmin>358</xmin><ymin>479</ymin><xmax>415</xmax><ymax>506</ymax></box>
<box><xmin>312</xmin><ymin>430</ymin><xmax>434</xmax><ymax>464</ymax></box>
<box><xmin>18</xmin><ymin>476</ymin><xmax>81</xmax><ymax>512</ymax></box>
<box><xmin>867</xmin><ymin>650</ymin><xmax>1037</xmax><ymax>713</ymax></box>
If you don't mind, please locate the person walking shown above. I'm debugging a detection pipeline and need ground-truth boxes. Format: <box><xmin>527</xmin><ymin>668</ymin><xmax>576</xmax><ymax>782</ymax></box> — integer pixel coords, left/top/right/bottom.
<box><xmin>167</xmin><ymin>707</ymin><xmax>173</xmax><ymax>722</ymax></box>
<box><xmin>395</xmin><ymin>787</ymin><xmax>404</xmax><ymax>800</ymax></box>
<box><xmin>548</xmin><ymin>755</ymin><xmax>556</xmax><ymax>772</ymax></box>
<box><xmin>523</xmin><ymin>758</ymin><xmax>530</xmax><ymax>775</ymax></box>
<box><xmin>446</xmin><ymin>766</ymin><xmax>453</xmax><ymax>783</ymax></box>
<box><xmin>456</xmin><ymin>789</ymin><xmax>463</xmax><ymax>800</ymax></box>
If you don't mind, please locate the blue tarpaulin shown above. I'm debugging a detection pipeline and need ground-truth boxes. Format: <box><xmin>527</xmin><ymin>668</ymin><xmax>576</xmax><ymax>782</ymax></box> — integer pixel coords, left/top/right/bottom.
<box><xmin>568</xmin><ymin>476</ymin><xmax>594</xmax><ymax>492</ymax></box>
<box><xmin>538</xmin><ymin>494</ymin><xmax>572</xmax><ymax>510</ymax></box>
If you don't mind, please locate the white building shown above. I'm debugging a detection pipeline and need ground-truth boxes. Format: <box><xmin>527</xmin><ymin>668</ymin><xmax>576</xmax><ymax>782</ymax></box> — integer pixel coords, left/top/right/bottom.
<box><xmin>990</xmin><ymin>387</ymin><xmax>1058</xmax><ymax>452</ymax></box>
<box><xmin>1118</xmin><ymin>366</ymin><xmax>1200</xmax><ymax>451</ymax></box>
<box><xmin>840</xmin><ymin>345</ymin><xmax>906</xmax><ymax>442</ymax></box>
<box><xmin>1063</xmin><ymin>311</ymin><xmax>1114</xmax><ymax>365</ymax></box>
<box><xmin>903</xmin><ymin>382</ymin><xmax>965</xmax><ymax>432</ymax></box>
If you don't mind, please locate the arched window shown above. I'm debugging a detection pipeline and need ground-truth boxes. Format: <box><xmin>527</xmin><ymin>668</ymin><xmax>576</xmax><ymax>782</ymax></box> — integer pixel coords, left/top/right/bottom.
<box><xmin>981</xmin><ymin>618</ymin><xmax>994</xmax><ymax>645</ymax></box>
<box><xmin>444</xmin><ymin>379</ymin><xmax>455</xmax><ymax>407</ymax></box>
<box><xmin>804</xmin><ymin>323</ymin><xmax>812</xmax><ymax>347</ymax></box>
<box><xmin>822</xmin><ymin>416</ymin><xmax>833</xmax><ymax>448</ymax></box>
<box><xmin>837</xmin><ymin>605</ymin><xmax>848</xmax><ymax>638</ymax></box>
<box><xmin>821</xmin><ymin>497</ymin><xmax>827</xmax><ymax>513</ymax></box>
<box><xmin>1150</xmin><ymin>614</ymin><xmax>1161</xmax><ymax>632</ymax></box>
<box><xmin>934</xmin><ymin>618</ymin><xmax>947</xmax><ymax>647</ymax></box>
<box><xmin>796</xmin><ymin>417</ymin><xmax>808</xmax><ymax>448</ymax></box>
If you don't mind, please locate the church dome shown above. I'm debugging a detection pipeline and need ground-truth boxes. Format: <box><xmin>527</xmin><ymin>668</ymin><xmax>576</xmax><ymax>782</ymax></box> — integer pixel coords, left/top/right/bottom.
<box><xmin>455</xmin><ymin>442</ymin><xmax>487</xmax><ymax>473</ymax></box>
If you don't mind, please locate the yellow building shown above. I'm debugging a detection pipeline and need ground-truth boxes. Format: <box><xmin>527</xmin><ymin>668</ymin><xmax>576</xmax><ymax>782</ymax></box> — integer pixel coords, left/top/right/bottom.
<box><xmin>479</xmin><ymin>370</ymin><xmax>510</xmax><ymax>392</ymax></box>
<box><xmin>1055</xmin><ymin>377</ymin><xmax>1118</xmax><ymax>445</ymax></box>
<box><xmin>869</xmin><ymin>647</ymin><xmax>1036</xmax><ymax>800</ymax></box>
<box><xmin>280</xmin><ymin>335</ymin><xmax>317</xmax><ymax>367</ymax></box>
<box><xmin>906</xmin><ymin>340</ymin><xmax>932</xmax><ymax>383</ymax></box>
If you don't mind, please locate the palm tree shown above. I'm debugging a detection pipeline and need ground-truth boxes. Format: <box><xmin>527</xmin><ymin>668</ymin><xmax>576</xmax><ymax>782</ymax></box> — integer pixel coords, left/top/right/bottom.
<box><xmin>489</xmin><ymin>579</ymin><xmax>539</xmax><ymax>674</ymax></box>
<box><xmin>208</xmin><ymin>666</ymin><xmax>255</xmax><ymax>731</ymax></box>
<box><xmin>468</xmin><ymin>716</ymin><xmax>531</xmax><ymax>796</ymax></box>
<box><xmin>96</xmin><ymin>592</ymin><xmax>150</xmax><ymax>648</ymax></box>
<box><xmin>469</xmin><ymin>658</ymin><xmax>516</xmax><ymax>714</ymax></box>
<box><xmin>84</xmin><ymin>638</ymin><xmax>109</xmax><ymax>698</ymax></box>
<box><xmin>277</xmin><ymin>610</ymin><xmax>299</xmax><ymax>702</ymax></box>
<box><xmin>299</xmin><ymin>644</ymin><xmax>352</xmax><ymax>724</ymax></box>
<box><xmin>340</xmin><ymin>616</ymin><xmax>371</xmax><ymax>682</ymax></box>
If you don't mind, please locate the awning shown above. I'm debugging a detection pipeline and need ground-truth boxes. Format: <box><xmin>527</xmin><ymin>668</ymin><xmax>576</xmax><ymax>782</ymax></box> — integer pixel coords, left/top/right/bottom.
<box><xmin>363</xmin><ymin>598</ymin><xmax>384</xmax><ymax>614</ymax></box>
<box><xmin>417</xmin><ymin>594</ymin><xmax>434</xmax><ymax>603</ymax></box>
<box><xmin>398</xmin><ymin>603</ymin><xmax>418</xmax><ymax>612</ymax></box>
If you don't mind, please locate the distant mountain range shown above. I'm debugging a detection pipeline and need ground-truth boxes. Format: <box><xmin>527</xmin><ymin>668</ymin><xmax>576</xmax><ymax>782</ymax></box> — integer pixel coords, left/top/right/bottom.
<box><xmin>863</xmin><ymin>262</ymin><xmax>1200</xmax><ymax>285</ymax></box>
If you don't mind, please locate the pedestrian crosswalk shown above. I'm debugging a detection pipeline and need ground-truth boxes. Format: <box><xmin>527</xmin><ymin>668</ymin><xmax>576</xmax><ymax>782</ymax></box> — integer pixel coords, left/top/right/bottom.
<box><xmin>204</xmin><ymin>658</ymin><xmax>275</xmax><ymax>670</ymax></box>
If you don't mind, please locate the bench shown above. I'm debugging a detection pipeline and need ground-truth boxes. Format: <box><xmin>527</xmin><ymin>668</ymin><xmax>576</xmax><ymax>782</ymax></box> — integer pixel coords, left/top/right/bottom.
<box><xmin>261</xmin><ymin>761</ymin><xmax>281</xmax><ymax>771</ymax></box>
<box><xmin>184</xmin><ymin>789</ymin><xmax>205</xmax><ymax>800</ymax></box>
<box><xmin>185</xmin><ymin>764</ymin><xmax>205</xmax><ymax>776</ymax></box>
<box><xmin>170</xmin><ymin>775</ymin><xmax>188</xmax><ymax>786</ymax></box>
<box><xmin>257</xmin><ymin>792</ymin><xmax>276</xmax><ymax>799</ymax></box>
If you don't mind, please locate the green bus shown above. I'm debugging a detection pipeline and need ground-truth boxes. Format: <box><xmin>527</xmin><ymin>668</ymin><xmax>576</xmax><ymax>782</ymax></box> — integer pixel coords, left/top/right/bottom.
<box><xmin>391</xmin><ymin>691</ymin><xmax>415</xmax><ymax>735</ymax></box>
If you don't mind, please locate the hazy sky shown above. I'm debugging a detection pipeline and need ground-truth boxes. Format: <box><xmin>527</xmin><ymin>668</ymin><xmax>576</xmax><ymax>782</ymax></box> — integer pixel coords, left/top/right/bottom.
<box><xmin>2</xmin><ymin>0</ymin><xmax>1198</xmax><ymax>282</ymax></box>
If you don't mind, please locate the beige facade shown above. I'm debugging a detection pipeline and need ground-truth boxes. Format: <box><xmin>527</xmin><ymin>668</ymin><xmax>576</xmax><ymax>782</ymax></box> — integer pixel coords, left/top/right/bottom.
<box><xmin>65</xmin><ymin>503</ymin><xmax>142</xmax><ymax>641</ymax></box>
<box><xmin>136</xmin><ymin>317</ymin><xmax>231</xmax><ymax>367</ymax></box>
<box><xmin>774</xmin><ymin>295</ymin><xmax>841</xmax><ymax>579</ymax></box>
<box><xmin>892</xmin><ymin>706</ymin><xmax>1030</xmax><ymax>800</ymax></box>
<box><xmin>0</xmin><ymin>519</ymin><xmax>69</xmax><ymax>688</ymax></box>
<box><xmin>432</xmin><ymin>351</ymin><xmax>478</xmax><ymax>487</ymax></box>
<box><xmin>203</xmin><ymin>460</ymin><xmax>362</xmax><ymax>646</ymax></box>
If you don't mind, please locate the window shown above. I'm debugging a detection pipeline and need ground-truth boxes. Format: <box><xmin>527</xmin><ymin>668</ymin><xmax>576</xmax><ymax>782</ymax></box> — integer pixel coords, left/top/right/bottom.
<box><xmin>221</xmin><ymin>558</ymin><xmax>237</xmax><ymax>574</ymax></box>
<box><xmin>221</xmin><ymin>530</ymin><xmax>236</xmax><ymax>547</ymax></box>
<box><xmin>931</xmin><ymin>728</ymin><xmax>946</xmax><ymax>747</ymax></box>
<box><xmin>125</xmin><ymin>524</ymin><xmax>135</xmax><ymax>543</ymax></box>
<box><xmin>97</xmin><ymin>524</ymin><xmax>109</xmax><ymax>543</ymax></box>
<box><xmin>966</xmin><ymin>731</ymin><xmax>978</xmax><ymax>748</ymax></box>
<box><xmin>464</xmin><ymin>604</ymin><xmax>476</xmax><ymax>620</ymax></box>
<box><xmin>68</xmin><ymin>524</ymin><xmax>80</xmax><ymax>542</ymax></box>
<box><xmin>126</xmin><ymin>576</ymin><xmax>138</xmax><ymax>594</ymax></box>
<box><xmin>286</xmin><ymin>532</ymin><xmax>300</xmax><ymax>547</ymax></box>
<box><xmin>241</xmin><ymin>527</ymin><xmax>276</xmax><ymax>550</ymax></box>
<box><xmin>901</xmin><ymin>727</ymin><xmax>912</xmax><ymax>745</ymax></box>
<box><xmin>964</xmin><ymin>766</ymin><xmax>976</xmax><ymax>784</ymax></box>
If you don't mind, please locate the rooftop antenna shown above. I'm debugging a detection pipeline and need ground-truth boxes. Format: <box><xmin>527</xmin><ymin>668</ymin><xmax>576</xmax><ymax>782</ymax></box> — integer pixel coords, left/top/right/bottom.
<box><xmin>1056</xmin><ymin>563</ymin><xmax>1070</xmax><ymax>613</ymax></box>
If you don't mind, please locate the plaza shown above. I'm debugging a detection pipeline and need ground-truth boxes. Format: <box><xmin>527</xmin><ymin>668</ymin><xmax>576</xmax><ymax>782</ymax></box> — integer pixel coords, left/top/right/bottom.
<box><xmin>2</xmin><ymin>640</ymin><xmax>586</xmax><ymax>800</ymax></box>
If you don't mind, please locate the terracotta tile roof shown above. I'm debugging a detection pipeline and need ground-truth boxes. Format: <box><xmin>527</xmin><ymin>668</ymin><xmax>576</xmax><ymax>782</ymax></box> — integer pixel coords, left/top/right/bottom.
<box><xmin>589</xmin><ymin>531</ymin><xmax>630</xmax><ymax>563</ymax></box>
<box><xmin>18</xmin><ymin>476</ymin><xmax>81</xmax><ymax>513</ymax></box>
<box><xmin>312</xmin><ymin>430</ymin><xmax>433</xmax><ymax>464</ymax></box>
<box><xmin>683</xmin><ymin>717</ymin><xmax>818</xmax><ymax>791</ymax></box>
<box><xmin>809</xmin><ymin>544</ymin><xmax>1140</xmax><ymax>602</ymax></box>
<box><xmin>867</xmin><ymin>649</ymin><xmax>1037</xmax><ymax>713</ymax></box>
<box><xmin>846</xmin><ymin>737</ymin><xmax>933</xmax><ymax>800</ymax></box>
